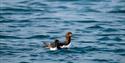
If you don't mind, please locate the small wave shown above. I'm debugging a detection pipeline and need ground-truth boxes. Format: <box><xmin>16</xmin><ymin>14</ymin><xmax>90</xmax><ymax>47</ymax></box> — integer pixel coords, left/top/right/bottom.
<box><xmin>30</xmin><ymin>53</ymin><xmax>38</xmax><ymax>57</ymax></box>
<box><xmin>0</xmin><ymin>29</ymin><xmax>20</xmax><ymax>32</ymax></box>
<box><xmin>28</xmin><ymin>43</ymin><xmax>41</xmax><ymax>48</ymax></box>
<box><xmin>0</xmin><ymin>45</ymin><xmax>14</xmax><ymax>50</ymax></box>
<box><xmin>96</xmin><ymin>33</ymin><xmax>125</xmax><ymax>36</ymax></box>
<box><xmin>102</xmin><ymin>28</ymin><xmax>118</xmax><ymax>32</ymax></box>
<box><xmin>0</xmin><ymin>35</ymin><xmax>22</xmax><ymax>39</ymax></box>
<box><xmin>84</xmin><ymin>8</ymin><xmax>101</xmax><ymax>12</ymax></box>
<box><xmin>92</xmin><ymin>47</ymin><xmax>125</xmax><ymax>54</ymax></box>
<box><xmin>0</xmin><ymin>51</ymin><xmax>17</xmax><ymax>56</ymax></box>
<box><xmin>70</xmin><ymin>46</ymin><xmax>125</xmax><ymax>54</ymax></box>
<box><xmin>74</xmin><ymin>20</ymin><xmax>98</xmax><ymax>23</ymax></box>
<box><xmin>113</xmin><ymin>37</ymin><xmax>122</xmax><ymax>41</ymax></box>
<box><xmin>87</xmin><ymin>25</ymin><xmax>104</xmax><ymax>29</ymax></box>
<box><xmin>19</xmin><ymin>61</ymin><xmax>30</xmax><ymax>63</ymax></box>
<box><xmin>98</xmin><ymin>37</ymin><xmax>122</xmax><ymax>41</ymax></box>
<box><xmin>29</xmin><ymin>2</ymin><xmax>47</xmax><ymax>6</ymax></box>
<box><xmin>92</xmin><ymin>59</ymin><xmax>110</xmax><ymax>62</ymax></box>
<box><xmin>16</xmin><ymin>48</ymin><xmax>34</xmax><ymax>51</ymax></box>
<box><xmin>1</xmin><ymin>6</ymin><xmax>42</xmax><ymax>13</ymax></box>
<box><xmin>98</xmin><ymin>42</ymin><xmax>125</xmax><ymax>46</ymax></box>
<box><xmin>26</xmin><ymin>35</ymin><xmax>50</xmax><ymax>39</ymax></box>
<box><xmin>108</xmin><ymin>10</ymin><xmax>125</xmax><ymax>13</ymax></box>
<box><xmin>36</xmin><ymin>25</ymin><xmax>50</xmax><ymax>27</ymax></box>
<box><xmin>18</xmin><ymin>0</ymin><xmax>30</xmax><ymax>4</ymax></box>
<box><xmin>0</xmin><ymin>42</ymin><xmax>7</xmax><ymax>45</ymax></box>
<box><xmin>0</xmin><ymin>11</ymin><xmax>31</xmax><ymax>15</ymax></box>
<box><xmin>47</xmin><ymin>31</ymin><xmax>61</xmax><ymax>34</ymax></box>
<box><xmin>75</xmin><ymin>29</ymin><xmax>92</xmax><ymax>33</ymax></box>
<box><xmin>119</xmin><ymin>53</ymin><xmax>125</xmax><ymax>56</ymax></box>
<box><xmin>56</xmin><ymin>6</ymin><xmax>69</xmax><ymax>9</ymax></box>
<box><xmin>0</xmin><ymin>19</ymin><xmax>14</xmax><ymax>23</ymax></box>
<box><xmin>108</xmin><ymin>49</ymin><xmax>125</xmax><ymax>53</ymax></box>
<box><xmin>1</xmin><ymin>7</ymin><xmax>30</xmax><ymax>12</ymax></box>
<box><xmin>45</xmin><ymin>47</ymin><xmax>86</xmax><ymax>54</ymax></box>
<box><xmin>46</xmin><ymin>0</ymin><xmax>78</xmax><ymax>2</ymax></box>
<box><xmin>50</xmin><ymin>46</ymin><xmax>99</xmax><ymax>54</ymax></box>
<box><xmin>36</xmin><ymin>17</ymin><xmax>60</xmax><ymax>20</ymax></box>
<box><xmin>98</xmin><ymin>37</ymin><xmax>111</xmax><ymax>41</ymax></box>
<box><xmin>0</xmin><ymin>46</ymin><xmax>20</xmax><ymax>56</ymax></box>
<box><xmin>79</xmin><ymin>41</ymin><xmax>95</xmax><ymax>43</ymax></box>
<box><xmin>0</xmin><ymin>19</ymin><xmax>31</xmax><ymax>23</ymax></box>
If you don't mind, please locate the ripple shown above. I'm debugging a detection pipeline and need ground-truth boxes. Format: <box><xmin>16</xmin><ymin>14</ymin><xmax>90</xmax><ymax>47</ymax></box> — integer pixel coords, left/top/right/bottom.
<box><xmin>28</xmin><ymin>43</ymin><xmax>41</xmax><ymax>48</ymax></box>
<box><xmin>0</xmin><ymin>19</ymin><xmax>32</xmax><ymax>23</ymax></box>
<box><xmin>45</xmin><ymin>47</ymin><xmax>86</xmax><ymax>54</ymax></box>
<box><xmin>58</xmin><ymin>46</ymin><xmax>99</xmax><ymax>53</ymax></box>
<box><xmin>98</xmin><ymin>42</ymin><xmax>125</xmax><ymax>46</ymax></box>
<box><xmin>1</xmin><ymin>7</ymin><xmax>31</xmax><ymax>12</ymax></box>
<box><xmin>1</xmin><ymin>0</ymin><xmax>125</xmax><ymax>63</ymax></box>
<box><xmin>98</xmin><ymin>37</ymin><xmax>111</xmax><ymax>41</ymax></box>
<box><xmin>0</xmin><ymin>6</ymin><xmax>42</xmax><ymax>14</ymax></box>
<box><xmin>102</xmin><ymin>28</ymin><xmax>118</xmax><ymax>32</ymax></box>
<box><xmin>96</xmin><ymin>33</ymin><xmax>125</xmax><ymax>36</ymax></box>
<box><xmin>29</xmin><ymin>2</ymin><xmax>48</xmax><ymax>6</ymax></box>
<box><xmin>119</xmin><ymin>53</ymin><xmax>125</xmax><ymax>56</ymax></box>
<box><xmin>71</xmin><ymin>46</ymin><xmax>125</xmax><ymax>54</ymax></box>
<box><xmin>16</xmin><ymin>48</ymin><xmax>33</xmax><ymax>51</ymax></box>
<box><xmin>97</xmin><ymin>48</ymin><xmax>125</xmax><ymax>53</ymax></box>
<box><xmin>19</xmin><ymin>61</ymin><xmax>30</xmax><ymax>63</ymax></box>
<box><xmin>36</xmin><ymin>25</ymin><xmax>50</xmax><ymax>27</ymax></box>
<box><xmin>113</xmin><ymin>37</ymin><xmax>122</xmax><ymax>41</ymax></box>
<box><xmin>0</xmin><ymin>46</ymin><xmax>19</xmax><ymax>56</ymax></box>
<box><xmin>0</xmin><ymin>51</ymin><xmax>17</xmax><ymax>56</ymax></box>
<box><xmin>84</xmin><ymin>8</ymin><xmax>101</xmax><ymax>12</ymax></box>
<box><xmin>87</xmin><ymin>25</ymin><xmax>104</xmax><ymax>29</ymax></box>
<box><xmin>56</xmin><ymin>6</ymin><xmax>69</xmax><ymax>9</ymax></box>
<box><xmin>30</xmin><ymin>54</ymin><xmax>38</xmax><ymax>57</ymax></box>
<box><xmin>108</xmin><ymin>10</ymin><xmax>125</xmax><ymax>13</ymax></box>
<box><xmin>92</xmin><ymin>59</ymin><xmax>110</xmax><ymax>62</ymax></box>
<box><xmin>0</xmin><ymin>35</ymin><xmax>22</xmax><ymax>39</ymax></box>
<box><xmin>46</xmin><ymin>0</ymin><xmax>78</xmax><ymax>2</ymax></box>
<box><xmin>0</xmin><ymin>42</ymin><xmax>7</xmax><ymax>45</ymax></box>
<box><xmin>36</xmin><ymin>17</ymin><xmax>60</xmax><ymax>20</ymax></box>
<box><xmin>0</xmin><ymin>45</ymin><xmax>14</xmax><ymax>50</ymax></box>
<box><xmin>74</xmin><ymin>20</ymin><xmax>98</xmax><ymax>23</ymax></box>
<box><xmin>113</xmin><ymin>49</ymin><xmax>125</xmax><ymax>53</ymax></box>
<box><xmin>18</xmin><ymin>0</ymin><xmax>30</xmax><ymax>4</ymax></box>
<box><xmin>79</xmin><ymin>41</ymin><xmax>95</xmax><ymax>43</ymax></box>
<box><xmin>0</xmin><ymin>11</ymin><xmax>32</xmax><ymax>15</ymax></box>
<box><xmin>26</xmin><ymin>35</ymin><xmax>50</xmax><ymax>39</ymax></box>
<box><xmin>47</xmin><ymin>31</ymin><xmax>61</xmax><ymax>34</ymax></box>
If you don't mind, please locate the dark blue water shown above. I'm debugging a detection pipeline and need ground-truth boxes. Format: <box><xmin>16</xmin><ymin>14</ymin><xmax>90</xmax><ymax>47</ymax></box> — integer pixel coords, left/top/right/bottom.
<box><xmin>0</xmin><ymin>0</ymin><xmax>125</xmax><ymax>63</ymax></box>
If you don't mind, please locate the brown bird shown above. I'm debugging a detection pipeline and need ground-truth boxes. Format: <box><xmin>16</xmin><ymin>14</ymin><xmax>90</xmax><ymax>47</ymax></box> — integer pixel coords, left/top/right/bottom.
<box><xmin>43</xmin><ymin>32</ymin><xmax>72</xmax><ymax>50</ymax></box>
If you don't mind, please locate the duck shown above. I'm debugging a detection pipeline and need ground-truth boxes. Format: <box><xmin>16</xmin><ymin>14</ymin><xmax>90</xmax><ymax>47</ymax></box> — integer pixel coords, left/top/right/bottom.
<box><xmin>43</xmin><ymin>32</ymin><xmax>72</xmax><ymax>50</ymax></box>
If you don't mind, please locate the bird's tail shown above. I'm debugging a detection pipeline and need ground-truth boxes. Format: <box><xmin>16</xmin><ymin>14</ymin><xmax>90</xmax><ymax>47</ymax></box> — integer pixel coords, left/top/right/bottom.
<box><xmin>42</xmin><ymin>42</ymin><xmax>51</xmax><ymax>48</ymax></box>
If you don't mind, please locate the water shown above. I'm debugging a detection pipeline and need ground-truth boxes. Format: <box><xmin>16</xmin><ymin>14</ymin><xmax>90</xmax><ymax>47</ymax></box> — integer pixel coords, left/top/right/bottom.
<box><xmin>0</xmin><ymin>0</ymin><xmax>125</xmax><ymax>63</ymax></box>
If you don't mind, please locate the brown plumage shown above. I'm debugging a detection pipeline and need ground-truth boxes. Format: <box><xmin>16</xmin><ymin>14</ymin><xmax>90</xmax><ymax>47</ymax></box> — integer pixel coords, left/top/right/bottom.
<box><xmin>43</xmin><ymin>32</ymin><xmax>72</xmax><ymax>50</ymax></box>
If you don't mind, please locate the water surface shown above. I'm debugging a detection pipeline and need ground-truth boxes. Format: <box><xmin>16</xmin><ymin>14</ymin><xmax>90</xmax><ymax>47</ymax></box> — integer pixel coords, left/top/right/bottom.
<box><xmin>0</xmin><ymin>0</ymin><xmax>125</xmax><ymax>63</ymax></box>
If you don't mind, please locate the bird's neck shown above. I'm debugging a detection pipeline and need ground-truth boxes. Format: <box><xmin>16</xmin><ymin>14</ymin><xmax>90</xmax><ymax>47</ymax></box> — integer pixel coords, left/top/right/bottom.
<box><xmin>65</xmin><ymin>36</ymin><xmax>71</xmax><ymax>45</ymax></box>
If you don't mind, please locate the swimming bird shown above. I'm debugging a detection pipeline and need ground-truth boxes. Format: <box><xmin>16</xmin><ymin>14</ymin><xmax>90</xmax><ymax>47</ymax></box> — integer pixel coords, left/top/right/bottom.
<box><xmin>43</xmin><ymin>32</ymin><xmax>72</xmax><ymax>50</ymax></box>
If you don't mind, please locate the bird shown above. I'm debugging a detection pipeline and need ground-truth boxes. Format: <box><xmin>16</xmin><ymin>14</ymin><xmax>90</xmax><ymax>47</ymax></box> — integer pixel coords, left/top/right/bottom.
<box><xmin>43</xmin><ymin>32</ymin><xmax>72</xmax><ymax>50</ymax></box>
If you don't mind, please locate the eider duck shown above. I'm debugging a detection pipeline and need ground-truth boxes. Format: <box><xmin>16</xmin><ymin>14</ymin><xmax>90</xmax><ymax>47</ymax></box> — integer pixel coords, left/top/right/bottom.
<box><xmin>43</xmin><ymin>32</ymin><xmax>72</xmax><ymax>50</ymax></box>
